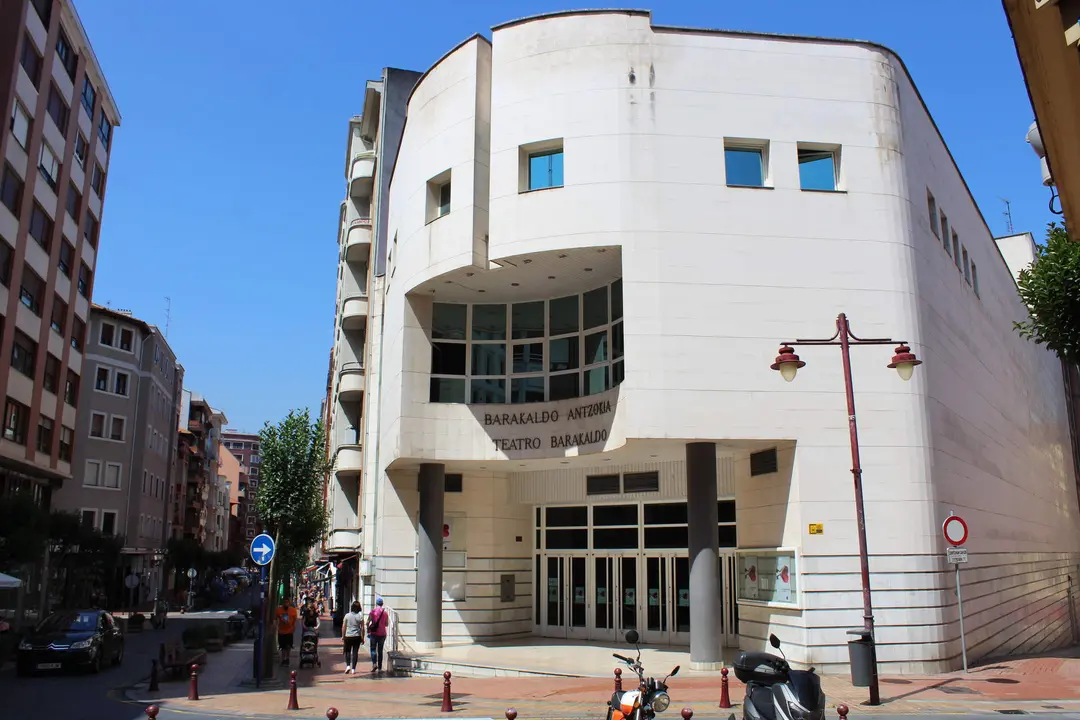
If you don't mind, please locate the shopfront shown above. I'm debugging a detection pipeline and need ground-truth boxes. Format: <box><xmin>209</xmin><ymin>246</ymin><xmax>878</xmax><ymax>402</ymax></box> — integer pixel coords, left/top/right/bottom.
<box><xmin>534</xmin><ymin>500</ymin><xmax>740</xmax><ymax>647</ymax></box>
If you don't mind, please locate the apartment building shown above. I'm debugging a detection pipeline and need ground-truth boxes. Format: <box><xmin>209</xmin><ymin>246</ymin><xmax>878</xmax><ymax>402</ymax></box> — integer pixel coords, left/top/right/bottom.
<box><xmin>51</xmin><ymin>305</ymin><xmax>182</xmax><ymax>601</ymax></box>
<box><xmin>223</xmin><ymin>430</ymin><xmax>261</xmax><ymax>547</ymax></box>
<box><xmin>174</xmin><ymin>390</ymin><xmax>227</xmax><ymax>550</ymax></box>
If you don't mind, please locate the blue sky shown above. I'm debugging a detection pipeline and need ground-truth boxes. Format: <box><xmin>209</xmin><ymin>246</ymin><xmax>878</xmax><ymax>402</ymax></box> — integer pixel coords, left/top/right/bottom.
<box><xmin>76</xmin><ymin>1</ymin><xmax>1051</xmax><ymax>432</ymax></box>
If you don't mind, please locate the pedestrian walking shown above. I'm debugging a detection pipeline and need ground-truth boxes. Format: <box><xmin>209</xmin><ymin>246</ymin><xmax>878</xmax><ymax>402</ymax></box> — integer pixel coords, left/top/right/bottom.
<box><xmin>275</xmin><ymin>597</ymin><xmax>299</xmax><ymax>666</ymax></box>
<box><xmin>341</xmin><ymin>601</ymin><xmax>365</xmax><ymax>674</ymax></box>
<box><xmin>367</xmin><ymin>598</ymin><xmax>389</xmax><ymax>673</ymax></box>
<box><xmin>301</xmin><ymin>597</ymin><xmax>320</xmax><ymax>630</ymax></box>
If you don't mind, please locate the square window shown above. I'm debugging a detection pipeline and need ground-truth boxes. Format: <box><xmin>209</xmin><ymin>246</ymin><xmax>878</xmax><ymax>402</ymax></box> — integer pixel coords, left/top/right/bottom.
<box><xmin>527</xmin><ymin>149</ymin><xmax>564</xmax><ymax>191</ymax></box>
<box><xmin>19</xmin><ymin>266</ymin><xmax>44</xmax><ymax>315</ymax></box>
<box><xmin>582</xmin><ymin>286</ymin><xmax>608</xmax><ymax>330</ymax></box>
<box><xmin>584</xmin><ymin>366</ymin><xmax>609</xmax><ymax>396</ymax></box>
<box><xmin>549</xmin><ymin>295</ymin><xmax>579</xmax><ymax>335</ymax></box>
<box><xmin>512</xmin><ymin>301</ymin><xmax>545</xmax><ymax>339</ymax></box>
<box><xmin>549</xmin><ymin>372</ymin><xmax>579</xmax><ymax>401</ymax></box>
<box><xmin>81</xmin><ymin>509</ymin><xmax>96</xmax><ymax>527</ymax></box>
<box><xmin>549</xmin><ymin>336</ymin><xmax>579</xmax><ymax>372</ymax></box>
<box><xmin>11</xmin><ymin>331</ymin><xmax>36</xmax><ymax>377</ymax></box>
<box><xmin>3</xmin><ymin>398</ymin><xmax>28</xmax><ymax>445</ymax></box>
<box><xmin>104</xmin><ymin>463</ymin><xmax>121</xmax><ymax>488</ymax></box>
<box><xmin>470</xmin><ymin>378</ymin><xmax>505</xmax><ymax>404</ymax></box>
<box><xmin>724</xmin><ymin>144</ymin><xmax>766</xmax><ymax>187</ymax></box>
<box><xmin>471</xmin><ymin>343</ymin><xmax>506</xmax><ymax>376</ymax></box>
<box><xmin>512</xmin><ymin>342</ymin><xmax>544</xmax><ymax>373</ymax></box>
<box><xmin>119</xmin><ymin>328</ymin><xmax>134</xmax><ymax>352</ymax></box>
<box><xmin>100</xmin><ymin>323</ymin><xmax>115</xmax><ymax>346</ymax></box>
<box><xmin>431</xmin><ymin>342</ymin><xmax>466</xmax><ymax>375</ymax></box>
<box><xmin>797</xmin><ymin>145</ymin><xmax>839</xmax><ymax>191</ymax></box>
<box><xmin>584</xmin><ymin>330</ymin><xmax>608</xmax><ymax>365</ymax></box>
<box><xmin>10</xmin><ymin>102</ymin><xmax>31</xmax><ymax>149</ymax></box>
<box><xmin>510</xmin><ymin>377</ymin><xmax>545</xmax><ymax>404</ymax></box>
<box><xmin>90</xmin><ymin>412</ymin><xmax>105</xmax><ymax>438</ymax></box>
<box><xmin>472</xmin><ymin>304</ymin><xmax>506</xmax><ymax>340</ymax></box>
<box><xmin>426</xmin><ymin>170</ymin><xmax>451</xmax><ymax>223</ymax></box>
<box><xmin>84</xmin><ymin>461</ymin><xmax>101</xmax><ymax>487</ymax></box>
<box><xmin>432</xmin><ymin>303</ymin><xmax>466</xmax><ymax>340</ymax></box>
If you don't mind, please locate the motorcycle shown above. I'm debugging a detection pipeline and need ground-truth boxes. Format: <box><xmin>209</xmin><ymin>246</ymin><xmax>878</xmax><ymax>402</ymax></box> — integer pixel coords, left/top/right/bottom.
<box><xmin>733</xmin><ymin>634</ymin><xmax>826</xmax><ymax>720</ymax></box>
<box><xmin>607</xmin><ymin>630</ymin><xmax>680</xmax><ymax>720</ymax></box>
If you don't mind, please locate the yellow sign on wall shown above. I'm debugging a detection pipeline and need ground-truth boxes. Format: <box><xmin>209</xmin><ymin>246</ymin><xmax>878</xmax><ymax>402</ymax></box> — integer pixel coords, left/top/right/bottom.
<box><xmin>808</xmin><ymin>523</ymin><xmax>824</xmax><ymax>535</ymax></box>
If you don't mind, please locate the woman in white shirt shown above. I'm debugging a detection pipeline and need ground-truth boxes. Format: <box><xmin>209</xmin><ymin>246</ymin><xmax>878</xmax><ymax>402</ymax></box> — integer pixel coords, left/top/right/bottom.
<box><xmin>341</xmin><ymin>601</ymin><xmax>365</xmax><ymax>674</ymax></box>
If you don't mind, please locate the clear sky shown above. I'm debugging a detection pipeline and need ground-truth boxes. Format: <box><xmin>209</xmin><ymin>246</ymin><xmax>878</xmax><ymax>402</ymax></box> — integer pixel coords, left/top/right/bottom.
<box><xmin>76</xmin><ymin>1</ymin><xmax>1052</xmax><ymax>432</ymax></box>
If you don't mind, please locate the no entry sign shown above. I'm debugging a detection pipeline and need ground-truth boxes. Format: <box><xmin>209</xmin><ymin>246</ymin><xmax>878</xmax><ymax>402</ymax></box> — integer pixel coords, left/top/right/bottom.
<box><xmin>943</xmin><ymin>515</ymin><xmax>968</xmax><ymax>547</ymax></box>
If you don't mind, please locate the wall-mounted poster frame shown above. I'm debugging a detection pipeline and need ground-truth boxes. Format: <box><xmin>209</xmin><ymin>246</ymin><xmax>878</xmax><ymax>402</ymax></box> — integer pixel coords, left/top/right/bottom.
<box><xmin>736</xmin><ymin>547</ymin><xmax>800</xmax><ymax>609</ymax></box>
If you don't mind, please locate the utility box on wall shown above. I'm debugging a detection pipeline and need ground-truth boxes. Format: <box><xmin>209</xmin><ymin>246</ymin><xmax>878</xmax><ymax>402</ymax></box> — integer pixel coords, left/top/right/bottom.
<box><xmin>500</xmin><ymin>574</ymin><xmax>515</xmax><ymax>602</ymax></box>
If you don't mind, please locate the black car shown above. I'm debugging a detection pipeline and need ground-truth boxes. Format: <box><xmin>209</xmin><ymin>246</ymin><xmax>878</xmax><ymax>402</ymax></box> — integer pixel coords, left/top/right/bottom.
<box><xmin>16</xmin><ymin>609</ymin><xmax>124</xmax><ymax>675</ymax></box>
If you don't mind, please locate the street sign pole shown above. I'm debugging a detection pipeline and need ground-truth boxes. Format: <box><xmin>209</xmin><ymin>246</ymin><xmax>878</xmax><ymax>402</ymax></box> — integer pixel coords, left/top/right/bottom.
<box><xmin>955</xmin><ymin>561</ymin><xmax>968</xmax><ymax>673</ymax></box>
<box><xmin>249</xmin><ymin>533</ymin><xmax>276</xmax><ymax>689</ymax></box>
<box><xmin>943</xmin><ymin>514</ymin><xmax>970</xmax><ymax>673</ymax></box>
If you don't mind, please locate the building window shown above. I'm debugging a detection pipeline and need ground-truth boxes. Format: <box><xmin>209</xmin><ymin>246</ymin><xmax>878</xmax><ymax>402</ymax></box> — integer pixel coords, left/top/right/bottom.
<box><xmin>81</xmin><ymin>77</ymin><xmax>97</xmax><ymax>117</ymax></box>
<box><xmin>89</xmin><ymin>412</ymin><xmax>105</xmax><ymax>438</ymax></box>
<box><xmin>19</xmin><ymin>265</ymin><xmax>44</xmax><ymax>315</ymax></box>
<box><xmin>119</xmin><ymin>328</ymin><xmax>133</xmax><ymax>352</ymax></box>
<box><xmin>0</xmin><ymin>237</ymin><xmax>12</xmax><ymax>287</ymax></box>
<box><xmin>65</xmin><ymin>370</ymin><xmax>79</xmax><ymax>406</ymax></box>
<box><xmin>75</xmin><ymin>137</ymin><xmax>91</xmax><ymax>171</ymax></box>
<box><xmin>44</xmin><ymin>354</ymin><xmax>60</xmax><ymax>394</ymax></box>
<box><xmin>59</xmin><ymin>426</ymin><xmax>73</xmax><ymax>462</ymax></box>
<box><xmin>46</xmin><ymin>84</ymin><xmax>69</xmax><ymax>133</ymax></box>
<box><xmin>445</xmin><ymin>474</ymin><xmax>463</xmax><ymax>492</ymax></box>
<box><xmin>962</xmin><ymin>246</ymin><xmax>971</xmax><ymax>284</ymax></box>
<box><xmin>724</xmin><ymin>142</ymin><xmax>767</xmax><ymax>187</ymax></box>
<box><xmin>104</xmin><ymin>465</ymin><xmax>120</xmax><ymax>489</ymax></box>
<box><xmin>58</xmin><ymin>238</ymin><xmax>74</xmax><ymax>277</ymax></box>
<box><xmin>10</xmin><ymin>102</ymin><xmax>31</xmax><ymax>149</ymax></box>
<box><xmin>50</xmin><ymin>295</ymin><xmax>66</xmax><ymax>334</ymax></box>
<box><xmin>109</xmin><ymin>416</ymin><xmax>125</xmax><ymax>442</ymax></box>
<box><xmin>66</xmin><ymin>183</ymin><xmax>81</xmax><ymax>221</ymax></box>
<box><xmin>84</xmin><ymin>460</ymin><xmax>101</xmax><ymax>486</ymax></box>
<box><xmin>81</xmin><ymin>509</ymin><xmax>96</xmax><ymax>528</ymax></box>
<box><xmin>750</xmin><ymin>448</ymin><xmax>779</xmax><ymax>476</ymax></box>
<box><xmin>3</xmin><ymin>398</ymin><xmax>29</xmax><ymax>445</ymax></box>
<box><xmin>430</xmin><ymin>279</ymin><xmax>624</xmax><ymax>405</ymax></box>
<box><xmin>114</xmin><ymin>372</ymin><xmax>129</xmax><ymax>397</ymax></box>
<box><xmin>797</xmin><ymin>145</ymin><xmax>839</xmax><ymax>191</ymax></box>
<box><xmin>623</xmin><ymin>471</ymin><xmax>660</xmax><ymax>493</ymax></box>
<box><xmin>55</xmin><ymin>30</ymin><xmax>77</xmax><ymax>79</ymax></box>
<box><xmin>940</xmin><ymin>212</ymin><xmax>951</xmax><ymax>255</ymax></box>
<box><xmin>72</xmin><ymin>316</ymin><xmax>85</xmax><ymax>352</ymax></box>
<box><xmin>425</xmin><ymin>171</ymin><xmax>452</xmax><ymax>223</ymax></box>
<box><xmin>100</xmin><ymin>322</ymin><xmax>115</xmax><ymax>347</ymax></box>
<box><xmin>522</xmin><ymin>144</ymin><xmax>564</xmax><ymax>192</ymax></box>
<box><xmin>586</xmin><ymin>474</ymin><xmax>620</xmax><ymax>495</ymax></box>
<box><xmin>38</xmin><ymin>143</ymin><xmax>60</xmax><ymax>190</ymax></box>
<box><xmin>927</xmin><ymin>191</ymin><xmax>939</xmax><ymax>238</ymax></box>
<box><xmin>952</xmin><ymin>231</ymin><xmax>961</xmax><ymax>271</ymax></box>
<box><xmin>1</xmin><ymin>164</ymin><xmax>23</xmax><ymax>216</ymax></box>
<box><xmin>101</xmin><ymin>511</ymin><xmax>117</xmax><ymax>535</ymax></box>
<box><xmin>972</xmin><ymin>262</ymin><xmax>980</xmax><ymax>297</ymax></box>
<box><xmin>28</xmin><ymin>203</ymin><xmax>52</xmax><ymax>251</ymax></box>
<box><xmin>98</xmin><ymin>115</ymin><xmax>112</xmax><ymax>150</ymax></box>
<box><xmin>94</xmin><ymin>366</ymin><xmax>109</xmax><ymax>391</ymax></box>
<box><xmin>37</xmin><ymin>415</ymin><xmax>53</xmax><ymax>453</ymax></box>
<box><xmin>83</xmin><ymin>213</ymin><xmax>99</xmax><ymax>249</ymax></box>
<box><xmin>11</xmin><ymin>331</ymin><xmax>36</xmax><ymax>377</ymax></box>
<box><xmin>91</xmin><ymin>164</ymin><xmax>105</xmax><ymax>196</ymax></box>
<box><xmin>78</xmin><ymin>262</ymin><xmax>91</xmax><ymax>297</ymax></box>
<box><xmin>20</xmin><ymin>34</ymin><xmax>42</xmax><ymax>88</ymax></box>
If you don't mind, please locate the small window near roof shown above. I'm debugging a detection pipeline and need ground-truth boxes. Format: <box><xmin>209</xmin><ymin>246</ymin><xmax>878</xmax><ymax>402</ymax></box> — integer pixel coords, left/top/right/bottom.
<box><xmin>586</xmin><ymin>474</ymin><xmax>620</xmax><ymax>495</ymax></box>
<box><xmin>750</xmin><ymin>448</ymin><xmax>779</xmax><ymax>476</ymax></box>
<box><xmin>426</xmin><ymin>170</ymin><xmax>451</xmax><ymax>223</ymax></box>
<box><xmin>724</xmin><ymin>141</ymin><xmax>767</xmax><ymax>187</ymax></box>
<box><xmin>798</xmin><ymin>145</ymin><xmax>839</xmax><ymax>191</ymax></box>
<box><xmin>528</xmin><ymin>150</ymin><xmax>563</xmax><ymax>190</ymax></box>
<box><xmin>927</xmin><ymin>192</ymin><xmax>939</xmax><ymax>238</ymax></box>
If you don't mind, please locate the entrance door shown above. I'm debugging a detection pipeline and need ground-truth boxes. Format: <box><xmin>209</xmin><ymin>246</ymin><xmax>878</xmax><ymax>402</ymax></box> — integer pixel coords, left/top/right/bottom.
<box><xmin>591</xmin><ymin>555</ymin><xmax>639</xmax><ymax>642</ymax></box>
<box><xmin>721</xmin><ymin>552</ymin><xmax>739</xmax><ymax>646</ymax></box>
<box><xmin>642</xmin><ymin>555</ymin><xmax>671</xmax><ymax>644</ymax></box>
<box><xmin>544</xmin><ymin>555</ymin><xmax>589</xmax><ymax>639</ymax></box>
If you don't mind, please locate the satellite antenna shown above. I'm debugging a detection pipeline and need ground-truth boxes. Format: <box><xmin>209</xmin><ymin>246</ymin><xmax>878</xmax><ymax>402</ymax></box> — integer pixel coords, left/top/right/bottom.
<box><xmin>1001</xmin><ymin>198</ymin><xmax>1015</xmax><ymax>234</ymax></box>
<box><xmin>164</xmin><ymin>296</ymin><xmax>172</xmax><ymax>338</ymax></box>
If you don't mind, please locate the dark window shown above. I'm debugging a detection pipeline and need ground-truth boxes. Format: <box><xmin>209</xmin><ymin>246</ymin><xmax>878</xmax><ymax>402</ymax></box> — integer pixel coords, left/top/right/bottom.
<box><xmin>81</xmin><ymin>77</ymin><xmax>96</xmax><ymax>116</ymax></box>
<box><xmin>58</xmin><ymin>239</ymin><xmax>73</xmax><ymax>277</ymax></box>
<box><xmin>749</xmin><ymin>448</ymin><xmax>779</xmax><ymax>477</ymax></box>
<box><xmin>74</xmin><ymin>134</ymin><xmax>88</xmax><ymax>167</ymax></box>
<box><xmin>545</xmin><ymin>506</ymin><xmax>587</xmax><ymax>527</ymax></box>
<box><xmin>78</xmin><ymin>262</ymin><xmax>91</xmax><ymax>297</ymax></box>
<box><xmin>718</xmin><ymin>500</ymin><xmax>736</xmax><ymax>523</ymax></box>
<box><xmin>30</xmin><ymin>0</ymin><xmax>51</xmax><ymax>26</ymax></box>
<box><xmin>46</xmin><ymin>84</ymin><xmax>69</xmax><ymax>133</ymax></box>
<box><xmin>91</xmin><ymin>164</ymin><xmax>105</xmax><ymax>196</ymax></box>
<box><xmin>83</xmin><ymin>213</ymin><xmax>98</xmax><ymax>248</ymax></box>
<box><xmin>3</xmin><ymin>398</ymin><xmax>29</xmax><ymax>445</ymax></box>
<box><xmin>644</xmin><ymin>503</ymin><xmax>687</xmax><ymax>525</ymax></box>
<box><xmin>593</xmin><ymin>527</ymin><xmax>639</xmax><ymax>549</ymax></box>
<box><xmin>431</xmin><ymin>343</ymin><xmax>465</xmax><ymax>375</ymax></box>
<box><xmin>623</xmin><ymin>471</ymin><xmax>660</xmax><ymax>493</ymax></box>
<box><xmin>644</xmin><ymin>526</ymin><xmax>688</xmax><ymax>549</ymax></box>
<box><xmin>66</xmin><ymin>183</ymin><xmax>81</xmax><ymax>221</ymax></box>
<box><xmin>101</xmin><ymin>512</ymin><xmax>116</xmax><ymax>536</ymax></box>
<box><xmin>11</xmin><ymin>331</ymin><xmax>37</xmax><ymax>377</ymax></box>
<box><xmin>100</xmin><ymin>323</ymin><xmax>114</xmax><ymax>346</ymax></box>
<box><xmin>718</xmin><ymin>524</ymin><xmax>738</xmax><ymax>548</ymax></box>
<box><xmin>592</xmin><ymin>504</ymin><xmax>637</xmax><ymax>526</ymax></box>
<box><xmin>20</xmin><ymin>34</ymin><xmax>42</xmax><ymax>87</ymax></box>
<box><xmin>119</xmin><ymin>328</ymin><xmax>133</xmax><ymax>351</ymax></box>
<box><xmin>1</xmin><ymin>164</ymin><xmax>23</xmax><ymax>216</ymax></box>
<box><xmin>64</xmin><ymin>370</ymin><xmax>79</xmax><ymax>406</ymax></box>
<box><xmin>0</xmin><ymin>237</ymin><xmax>12</xmax><ymax>287</ymax></box>
<box><xmin>59</xmin><ymin>425</ymin><xmax>73</xmax><ymax>462</ymax></box>
<box><xmin>55</xmin><ymin>30</ymin><xmax>76</xmax><ymax>79</ymax></box>
<box><xmin>586</xmin><ymin>474</ymin><xmax>620</xmax><ymax>496</ymax></box>
<box><xmin>97</xmin><ymin>114</ymin><xmax>111</xmax><ymax>149</ymax></box>
<box><xmin>549</xmin><ymin>372</ymin><xmax>579</xmax><ymax>401</ymax></box>
<box><xmin>19</xmin><ymin>266</ymin><xmax>44</xmax><ymax>315</ymax></box>
<box><xmin>36</xmin><ymin>415</ymin><xmax>53</xmax><ymax>453</ymax></box>
<box><xmin>444</xmin><ymin>473</ymin><xmax>463</xmax><ymax>492</ymax></box>
<box><xmin>544</xmin><ymin>529</ymin><xmax>587</xmax><ymax>550</ymax></box>
<box><xmin>50</xmin><ymin>295</ymin><xmax>66</xmax><ymax>334</ymax></box>
<box><xmin>71</xmin><ymin>316</ymin><xmax>85</xmax><ymax>351</ymax></box>
<box><xmin>43</xmin><ymin>354</ymin><xmax>60</xmax><ymax>394</ymax></box>
<box><xmin>28</xmin><ymin>203</ymin><xmax>52</xmax><ymax>251</ymax></box>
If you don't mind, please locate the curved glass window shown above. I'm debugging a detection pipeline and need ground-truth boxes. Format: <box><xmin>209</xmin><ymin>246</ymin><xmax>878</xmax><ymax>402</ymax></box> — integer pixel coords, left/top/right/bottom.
<box><xmin>429</xmin><ymin>279</ymin><xmax>624</xmax><ymax>404</ymax></box>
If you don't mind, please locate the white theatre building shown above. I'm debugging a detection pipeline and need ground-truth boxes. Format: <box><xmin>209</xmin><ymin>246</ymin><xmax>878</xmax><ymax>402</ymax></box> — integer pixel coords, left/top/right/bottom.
<box><xmin>323</xmin><ymin>9</ymin><xmax>1080</xmax><ymax>674</ymax></box>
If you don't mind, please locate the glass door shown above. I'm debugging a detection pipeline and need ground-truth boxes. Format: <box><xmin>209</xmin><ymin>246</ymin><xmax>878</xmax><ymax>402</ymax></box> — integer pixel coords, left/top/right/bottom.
<box><xmin>591</xmin><ymin>555</ymin><xmax>639</xmax><ymax>642</ymax></box>
<box><xmin>567</xmin><ymin>555</ymin><xmax>589</xmax><ymax>639</ymax></box>
<box><xmin>544</xmin><ymin>556</ymin><xmax>565</xmax><ymax>635</ymax></box>
<box><xmin>642</xmin><ymin>555</ymin><xmax>670</xmax><ymax>644</ymax></box>
<box><xmin>721</xmin><ymin>552</ymin><xmax>740</xmax><ymax>646</ymax></box>
<box><xmin>672</xmin><ymin>556</ymin><xmax>691</xmax><ymax>643</ymax></box>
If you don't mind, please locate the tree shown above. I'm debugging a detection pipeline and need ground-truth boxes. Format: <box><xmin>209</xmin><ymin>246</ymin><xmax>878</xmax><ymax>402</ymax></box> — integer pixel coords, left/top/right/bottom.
<box><xmin>0</xmin><ymin>492</ymin><xmax>50</xmax><ymax>573</ymax></box>
<box><xmin>253</xmin><ymin>408</ymin><xmax>331</xmax><ymax>679</ymax></box>
<box><xmin>1015</xmin><ymin>222</ymin><xmax>1080</xmax><ymax>363</ymax></box>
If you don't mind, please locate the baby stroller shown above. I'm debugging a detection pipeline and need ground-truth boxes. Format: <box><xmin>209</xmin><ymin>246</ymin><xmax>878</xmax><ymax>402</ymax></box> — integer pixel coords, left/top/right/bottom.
<box><xmin>298</xmin><ymin>627</ymin><xmax>321</xmax><ymax>668</ymax></box>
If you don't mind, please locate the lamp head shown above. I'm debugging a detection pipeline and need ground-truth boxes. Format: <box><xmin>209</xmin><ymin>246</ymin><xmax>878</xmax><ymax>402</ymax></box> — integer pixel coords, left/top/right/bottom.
<box><xmin>770</xmin><ymin>345</ymin><xmax>805</xmax><ymax>382</ymax></box>
<box><xmin>887</xmin><ymin>344</ymin><xmax>921</xmax><ymax>381</ymax></box>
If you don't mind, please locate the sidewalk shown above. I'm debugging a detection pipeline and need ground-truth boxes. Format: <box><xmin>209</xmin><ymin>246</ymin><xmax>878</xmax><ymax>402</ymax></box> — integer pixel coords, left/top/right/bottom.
<box><xmin>126</xmin><ymin>631</ymin><xmax>1080</xmax><ymax>719</ymax></box>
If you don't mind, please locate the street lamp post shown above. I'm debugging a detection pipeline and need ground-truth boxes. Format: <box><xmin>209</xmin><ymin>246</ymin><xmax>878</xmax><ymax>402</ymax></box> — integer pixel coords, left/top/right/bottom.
<box><xmin>770</xmin><ymin>313</ymin><xmax>921</xmax><ymax>707</ymax></box>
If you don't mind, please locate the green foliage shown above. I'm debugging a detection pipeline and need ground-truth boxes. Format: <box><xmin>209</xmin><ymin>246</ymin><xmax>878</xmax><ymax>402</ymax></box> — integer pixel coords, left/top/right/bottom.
<box><xmin>0</xmin><ymin>492</ymin><xmax>50</xmax><ymax>571</ymax></box>
<box><xmin>1015</xmin><ymin>222</ymin><xmax>1080</xmax><ymax>363</ymax></box>
<box><xmin>48</xmin><ymin>511</ymin><xmax>125</xmax><ymax>608</ymax></box>
<box><xmin>256</xmin><ymin>408</ymin><xmax>331</xmax><ymax>548</ymax></box>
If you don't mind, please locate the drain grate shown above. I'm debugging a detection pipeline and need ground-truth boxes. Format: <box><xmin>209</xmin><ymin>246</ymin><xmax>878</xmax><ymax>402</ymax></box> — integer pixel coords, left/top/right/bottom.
<box><xmin>940</xmin><ymin>686</ymin><xmax>981</xmax><ymax>695</ymax></box>
<box><xmin>997</xmin><ymin>710</ymin><xmax>1028</xmax><ymax>715</ymax></box>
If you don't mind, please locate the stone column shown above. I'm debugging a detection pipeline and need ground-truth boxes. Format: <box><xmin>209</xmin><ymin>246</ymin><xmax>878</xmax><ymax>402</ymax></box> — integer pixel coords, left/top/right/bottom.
<box><xmin>416</xmin><ymin>463</ymin><xmax>445</xmax><ymax>647</ymax></box>
<box><xmin>686</xmin><ymin>442</ymin><xmax>721</xmax><ymax>669</ymax></box>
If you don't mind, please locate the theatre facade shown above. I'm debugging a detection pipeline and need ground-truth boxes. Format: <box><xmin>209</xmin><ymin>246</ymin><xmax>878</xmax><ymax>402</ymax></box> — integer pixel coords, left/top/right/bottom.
<box><xmin>329</xmin><ymin>10</ymin><xmax>1080</xmax><ymax>675</ymax></box>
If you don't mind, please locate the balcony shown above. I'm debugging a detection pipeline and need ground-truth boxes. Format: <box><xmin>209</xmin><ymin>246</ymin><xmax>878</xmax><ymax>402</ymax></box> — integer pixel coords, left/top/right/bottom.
<box><xmin>336</xmin><ymin>446</ymin><xmax>363</xmax><ymax>476</ymax></box>
<box><xmin>345</xmin><ymin>218</ymin><xmax>372</xmax><ymax>262</ymax></box>
<box><xmin>339</xmin><ymin>362</ymin><xmax>365</xmax><ymax>401</ymax></box>
<box><xmin>327</xmin><ymin>528</ymin><xmax>361</xmax><ymax>552</ymax></box>
<box><xmin>341</xmin><ymin>295</ymin><xmax>369</xmax><ymax>331</ymax></box>
<box><xmin>349</xmin><ymin>151</ymin><xmax>376</xmax><ymax>199</ymax></box>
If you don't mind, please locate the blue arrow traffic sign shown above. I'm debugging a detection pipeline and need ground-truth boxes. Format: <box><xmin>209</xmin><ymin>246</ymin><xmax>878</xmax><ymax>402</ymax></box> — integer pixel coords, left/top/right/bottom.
<box><xmin>250</xmin><ymin>533</ymin><xmax>276</xmax><ymax>566</ymax></box>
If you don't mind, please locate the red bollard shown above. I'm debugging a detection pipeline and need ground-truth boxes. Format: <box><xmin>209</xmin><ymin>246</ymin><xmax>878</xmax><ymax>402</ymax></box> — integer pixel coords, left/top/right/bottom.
<box><xmin>506</xmin><ymin>709</ymin><xmax>518</xmax><ymax>720</ymax></box>
<box><xmin>614</xmin><ymin>667</ymin><xmax>623</xmax><ymax>693</ymax></box>
<box><xmin>441</xmin><ymin>671</ymin><xmax>454</xmax><ymax>712</ymax></box>
<box><xmin>188</xmin><ymin>663</ymin><xmax>199</xmax><ymax>701</ymax></box>
<box><xmin>148</xmin><ymin>659</ymin><xmax>160</xmax><ymax>692</ymax></box>
<box><xmin>145</xmin><ymin>706</ymin><xmax>160</xmax><ymax>719</ymax></box>
<box><xmin>681</xmin><ymin>709</ymin><xmax>694</xmax><ymax>720</ymax></box>
<box><xmin>719</xmin><ymin>666</ymin><xmax>732</xmax><ymax>709</ymax></box>
<box><xmin>838</xmin><ymin>704</ymin><xmax>849</xmax><ymax>720</ymax></box>
<box><xmin>326</xmin><ymin>709</ymin><xmax>340</xmax><ymax>720</ymax></box>
<box><xmin>287</xmin><ymin>670</ymin><xmax>300</xmax><ymax>710</ymax></box>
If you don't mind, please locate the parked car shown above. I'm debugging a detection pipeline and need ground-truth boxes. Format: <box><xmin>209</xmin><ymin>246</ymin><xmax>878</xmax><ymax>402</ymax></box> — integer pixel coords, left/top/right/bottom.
<box><xmin>16</xmin><ymin>609</ymin><xmax>124</xmax><ymax>675</ymax></box>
